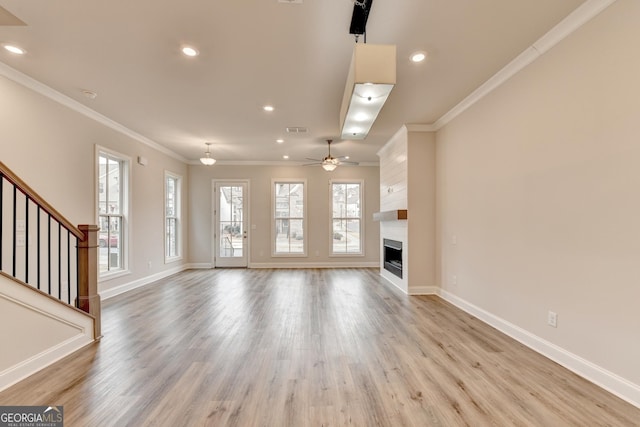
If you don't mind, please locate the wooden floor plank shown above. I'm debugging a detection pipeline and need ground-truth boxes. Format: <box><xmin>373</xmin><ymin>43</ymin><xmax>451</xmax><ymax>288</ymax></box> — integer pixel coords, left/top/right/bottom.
<box><xmin>1</xmin><ymin>268</ymin><xmax>638</xmax><ymax>426</ymax></box>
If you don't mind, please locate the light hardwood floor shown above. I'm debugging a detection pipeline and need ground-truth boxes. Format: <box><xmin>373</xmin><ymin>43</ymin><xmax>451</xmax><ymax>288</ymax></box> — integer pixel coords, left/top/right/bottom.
<box><xmin>1</xmin><ymin>268</ymin><xmax>639</xmax><ymax>426</ymax></box>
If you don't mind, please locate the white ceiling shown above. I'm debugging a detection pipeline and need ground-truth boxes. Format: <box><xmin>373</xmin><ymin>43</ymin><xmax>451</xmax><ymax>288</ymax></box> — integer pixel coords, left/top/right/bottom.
<box><xmin>0</xmin><ymin>0</ymin><xmax>585</xmax><ymax>164</ymax></box>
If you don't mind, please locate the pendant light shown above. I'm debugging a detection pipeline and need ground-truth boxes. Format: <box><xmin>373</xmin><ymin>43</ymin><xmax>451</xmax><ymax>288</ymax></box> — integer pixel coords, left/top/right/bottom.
<box><xmin>200</xmin><ymin>143</ymin><xmax>216</xmax><ymax>166</ymax></box>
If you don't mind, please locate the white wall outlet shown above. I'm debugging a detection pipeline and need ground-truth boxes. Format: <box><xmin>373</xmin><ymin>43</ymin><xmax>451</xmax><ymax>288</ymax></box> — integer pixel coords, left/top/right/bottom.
<box><xmin>548</xmin><ymin>311</ymin><xmax>558</xmax><ymax>328</ymax></box>
<box><xmin>16</xmin><ymin>219</ymin><xmax>26</xmax><ymax>231</ymax></box>
<box><xmin>16</xmin><ymin>234</ymin><xmax>26</xmax><ymax>247</ymax></box>
<box><xmin>452</xmin><ymin>234</ymin><xmax>457</xmax><ymax>245</ymax></box>
<box><xmin>452</xmin><ymin>275</ymin><xmax>457</xmax><ymax>285</ymax></box>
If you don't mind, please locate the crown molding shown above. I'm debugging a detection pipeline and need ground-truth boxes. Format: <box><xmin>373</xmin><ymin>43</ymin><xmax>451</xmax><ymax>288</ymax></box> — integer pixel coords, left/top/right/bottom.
<box><xmin>189</xmin><ymin>160</ymin><xmax>379</xmax><ymax>167</ymax></box>
<box><xmin>432</xmin><ymin>0</ymin><xmax>618</xmax><ymax>131</ymax></box>
<box><xmin>0</xmin><ymin>61</ymin><xmax>187</xmax><ymax>163</ymax></box>
<box><xmin>1</xmin><ymin>0</ymin><xmax>617</xmax><ymax>161</ymax></box>
<box><xmin>405</xmin><ymin>124</ymin><xmax>437</xmax><ymax>132</ymax></box>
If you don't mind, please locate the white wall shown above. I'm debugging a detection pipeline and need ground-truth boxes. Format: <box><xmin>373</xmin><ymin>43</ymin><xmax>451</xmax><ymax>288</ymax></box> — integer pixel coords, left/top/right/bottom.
<box><xmin>437</xmin><ymin>0</ymin><xmax>640</xmax><ymax>398</ymax></box>
<box><xmin>0</xmin><ymin>74</ymin><xmax>189</xmax><ymax>296</ymax></box>
<box><xmin>188</xmin><ymin>164</ymin><xmax>380</xmax><ymax>267</ymax></box>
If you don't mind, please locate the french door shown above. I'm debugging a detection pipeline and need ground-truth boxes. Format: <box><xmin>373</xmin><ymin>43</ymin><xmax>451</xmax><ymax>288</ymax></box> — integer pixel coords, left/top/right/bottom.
<box><xmin>213</xmin><ymin>181</ymin><xmax>249</xmax><ymax>267</ymax></box>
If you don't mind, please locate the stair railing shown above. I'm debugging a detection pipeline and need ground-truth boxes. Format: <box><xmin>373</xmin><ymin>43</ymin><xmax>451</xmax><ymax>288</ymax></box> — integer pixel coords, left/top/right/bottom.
<box><xmin>0</xmin><ymin>161</ymin><xmax>100</xmax><ymax>339</ymax></box>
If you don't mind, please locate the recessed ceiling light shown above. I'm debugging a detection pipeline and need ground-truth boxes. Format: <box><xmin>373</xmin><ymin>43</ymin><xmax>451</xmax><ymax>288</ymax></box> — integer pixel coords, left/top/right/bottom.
<box><xmin>263</xmin><ymin>105</ymin><xmax>274</xmax><ymax>112</ymax></box>
<box><xmin>410</xmin><ymin>51</ymin><xmax>427</xmax><ymax>63</ymax></box>
<box><xmin>283</xmin><ymin>155</ymin><xmax>289</xmax><ymax>160</ymax></box>
<box><xmin>344</xmin><ymin>156</ymin><xmax>350</xmax><ymax>160</ymax></box>
<box><xmin>276</xmin><ymin>139</ymin><xmax>284</xmax><ymax>144</ymax></box>
<box><xmin>3</xmin><ymin>44</ymin><xmax>25</xmax><ymax>55</ymax></box>
<box><xmin>181</xmin><ymin>46</ymin><xmax>199</xmax><ymax>57</ymax></box>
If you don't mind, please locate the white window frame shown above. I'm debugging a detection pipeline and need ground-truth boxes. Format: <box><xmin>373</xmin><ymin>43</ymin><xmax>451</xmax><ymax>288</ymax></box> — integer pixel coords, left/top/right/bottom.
<box><xmin>272</xmin><ymin>179</ymin><xmax>307</xmax><ymax>257</ymax></box>
<box><xmin>164</xmin><ymin>171</ymin><xmax>182</xmax><ymax>263</ymax></box>
<box><xmin>96</xmin><ymin>146</ymin><xmax>131</xmax><ymax>280</ymax></box>
<box><xmin>330</xmin><ymin>179</ymin><xmax>365</xmax><ymax>256</ymax></box>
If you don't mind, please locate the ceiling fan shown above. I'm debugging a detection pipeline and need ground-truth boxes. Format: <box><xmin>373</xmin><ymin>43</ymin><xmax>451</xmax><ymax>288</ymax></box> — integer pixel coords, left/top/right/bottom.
<box><xmin>305</xmin><ymin>139</ymin><xmax>358</xmax><ymax>171</ymax></box>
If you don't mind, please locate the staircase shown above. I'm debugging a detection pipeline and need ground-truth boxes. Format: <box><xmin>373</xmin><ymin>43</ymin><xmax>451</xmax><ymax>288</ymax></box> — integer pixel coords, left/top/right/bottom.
<box><xmin>0</xmin><ymin>161</ymin><xmax>100</xmax><ymax>391</ymax></box>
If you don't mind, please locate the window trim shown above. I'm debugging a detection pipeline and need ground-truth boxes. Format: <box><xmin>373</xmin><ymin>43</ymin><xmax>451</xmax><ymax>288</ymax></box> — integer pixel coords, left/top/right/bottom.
<box><xmin>329</xmin><ymin>179</ymin><xmax>365</xmax><ymax>257</ymax></box>
<box><xmin>96</xmin><ymin>145</ymin><xmax>131</xmax><ymax>280</ymax></box>
<box><xmin>271</xmin><ymin>178</ymin><xmax>308</xmax><ymax>257</ymax></box>
<box><xmin>164</xmin><ymin>170</ymin><xmax>183</xmax><ymax>263</ymax></box>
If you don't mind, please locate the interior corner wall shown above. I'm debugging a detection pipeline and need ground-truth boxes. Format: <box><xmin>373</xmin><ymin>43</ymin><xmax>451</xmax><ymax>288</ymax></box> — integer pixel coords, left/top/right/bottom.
<box><xmin>407</xmin><ymin>131</ymin><xmax>436</xmax><ymax>292</ymax></box>
<box><xmin>436</xmin><ymin>0</ymin><xmax>640</xmax><ymax>389</ymax></box>
<box><xmin>0</xmin><ymin>75</ymin><xmax>189</xmax><ymax>295</ymax></box>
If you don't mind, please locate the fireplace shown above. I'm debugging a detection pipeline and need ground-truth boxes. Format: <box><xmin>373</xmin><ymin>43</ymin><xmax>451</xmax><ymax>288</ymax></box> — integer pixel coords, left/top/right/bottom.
<box><xmin>383</xmin><ymin>238</ymin><xmax>403</xmax><ymax>279</ymax></box>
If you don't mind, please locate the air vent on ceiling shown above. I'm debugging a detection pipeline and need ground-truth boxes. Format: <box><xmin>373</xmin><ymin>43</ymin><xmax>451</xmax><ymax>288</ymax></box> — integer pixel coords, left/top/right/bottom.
<box><xmin>278</xmin><ymin>0</ymin><xmax>303</xmax><ymax>4</ymax></box>
<box><xmin>286</xmin><ymin>127</ymin><xmax>309</xmax><ymax>134</ymax></box>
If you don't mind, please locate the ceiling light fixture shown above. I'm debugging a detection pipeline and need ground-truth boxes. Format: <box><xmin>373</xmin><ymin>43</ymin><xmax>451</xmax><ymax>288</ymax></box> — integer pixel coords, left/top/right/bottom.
<box><xmin>340</xmin><ymin>43</ymin><xmax>396</xmax><ymax>140</ymax></box>
<box><xmin>283</xmin><ymin>155</ymin><xmax>289</xmax><ymax>160</ymax></box>
<box><xmin>181</xmin><ymin>46</ymin><xmax>199</xmax><ymax>57</ymax></box>
<box><xmin>3</xmin><ymin>44</ymin><xmax>25</xmax><ymax>55</ymax></box>
<box><xmin>276</xmin><ymin>139</ymin><xmax>284</xmax><ymax>144</ymax></box>
<box><xmin>322</xmin><ymin>158</ymin><xmax>339</xmax><ymax>172</ymax></box>
<box><xmin>263</xmin><ymin>105</ymin><xmax>274</xmax><ymax>112</ymax></box>
<box><xmin>410</xmin><ymin>51</ymin><xmax>427</xmax><ymax>63</ymax></box>
<box><xmin>199</xmin><ymin>143</ymin><xmax>216</xmax><ymax>165</ymax></box>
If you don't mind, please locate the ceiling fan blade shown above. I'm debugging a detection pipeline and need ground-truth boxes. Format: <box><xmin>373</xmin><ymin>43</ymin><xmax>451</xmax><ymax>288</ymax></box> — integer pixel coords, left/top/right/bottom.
<box><xmin>305</xmin><ymin>157</ymin><xmax>322</xmax><ymax>162</ymax></box>
<box><xmin>339</xmin><ymin>160</ymin><xmax>359</xmax><ymax>165</ymax></box>
<box><xmin>303</xmin><ymin>162</ymin><xmax>321</xmax><ymax>166</ymax></box>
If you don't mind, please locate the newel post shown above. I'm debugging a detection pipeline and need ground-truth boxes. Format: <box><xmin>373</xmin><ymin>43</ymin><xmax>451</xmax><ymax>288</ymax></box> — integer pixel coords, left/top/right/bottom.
<box><xmin>77</xmin><ymin>224</ymin><xmax>102</xmax><ymax>340</ymax></box>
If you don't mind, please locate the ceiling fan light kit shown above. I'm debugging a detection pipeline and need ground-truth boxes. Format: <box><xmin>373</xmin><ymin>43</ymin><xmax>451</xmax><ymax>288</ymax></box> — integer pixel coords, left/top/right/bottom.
<box><xmin>340</xmin><ymin>43</ymin><xmax>396</xmax><ymax>140</ymax></box>
<box><xmin>322</xmin><ymin>157</ymin><xmax>339</xmax><ymax>172</ymax></box>
<box><xmin>305</xmin><ymin>139</ymin><xmax>358</xmax><ymax>172</ymax></box>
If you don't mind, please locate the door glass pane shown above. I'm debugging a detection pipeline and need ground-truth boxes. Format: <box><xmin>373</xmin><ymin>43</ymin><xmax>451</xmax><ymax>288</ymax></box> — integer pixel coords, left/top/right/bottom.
<box><xmin>219</xmin><ymin>186</ymin><xmax>243</xmax><ymax>258</ymax></box>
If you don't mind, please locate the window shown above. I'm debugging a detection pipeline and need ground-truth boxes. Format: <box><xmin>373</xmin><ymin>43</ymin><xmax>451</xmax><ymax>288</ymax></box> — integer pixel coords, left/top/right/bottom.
<box><xmin>273</xmin><ymin>180</ymin><xmax>306</xmax><ymax>255</ymax></box>
<box><xmin>97</xmin><ymin>150</ymin><xmax>129</xmax><ymax>275</ymax></box>
<box><xmin>165</xmin><ymin>172</ymin><xmax>181</xmax><ymax>261</ymax></box>
<box><xmin>331</xmin><ymin>180</ymin><xmax>363</xmax><ymax>255</ymax></box>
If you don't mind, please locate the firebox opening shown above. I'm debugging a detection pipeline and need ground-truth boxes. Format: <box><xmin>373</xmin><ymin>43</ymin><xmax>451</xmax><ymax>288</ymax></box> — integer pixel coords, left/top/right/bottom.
<box><xmin>383</xmin><ymin>238</ymin><xmax>402</xmax><ymax>279</ymax></box>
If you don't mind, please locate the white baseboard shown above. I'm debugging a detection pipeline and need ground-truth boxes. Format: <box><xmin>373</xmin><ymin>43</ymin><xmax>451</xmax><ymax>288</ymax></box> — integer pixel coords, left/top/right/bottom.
<box><xmin>408</xmin><ymin>286</ymin><xmax>439</xmax><ymax>295</ymax></box>
<box><xmin>100</xmin><ymin>266</ymin><xmax>187</xmax><ymax>300</ymax></box>
<box><xmin>249</xmin><ymin>262</ymin><xmax>379</xmax><ymax>269</ymax></box>
<box><xmin>438</xmin><ymin>289</ymin><xmax>640</xmax><ymax>409</ymax></box>
<box><xmin>186</xmin><ymin>263</ymin><xmax>213</xmax><ymax>269</ymax></box>
<box><xmin>379</xmin><ymin>272</ymin><xmax>407</xmax><ymax>295</ymax></box>
<box><xmin>0</xmin><ymin>334</ymin><xmax>93</xmax><ymax>392</ymax></box>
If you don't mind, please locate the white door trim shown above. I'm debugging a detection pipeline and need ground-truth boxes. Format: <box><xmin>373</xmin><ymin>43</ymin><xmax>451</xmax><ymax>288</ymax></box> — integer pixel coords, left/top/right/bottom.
<box><xmin>212</xmin><ymin>179</ymin><xmax>250</xmax><ymax>267</ymax></box>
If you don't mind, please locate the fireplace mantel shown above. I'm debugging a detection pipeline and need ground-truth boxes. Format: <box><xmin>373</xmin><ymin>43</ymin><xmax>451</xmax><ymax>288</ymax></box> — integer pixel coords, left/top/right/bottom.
<box><xmin>373</xmin><ymin>209</ymin><xmax>407</xmax><ymax>222</ymax></box>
